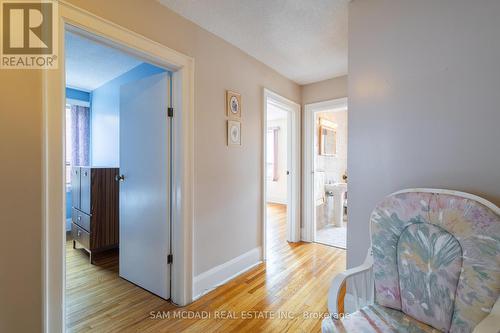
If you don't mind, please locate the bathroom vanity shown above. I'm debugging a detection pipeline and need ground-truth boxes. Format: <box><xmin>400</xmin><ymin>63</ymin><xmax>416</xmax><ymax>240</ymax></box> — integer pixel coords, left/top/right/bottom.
<box><xmin>325</xmin><ymin>182</ymin><xmax>347</xmax><ymax>227</ymax></box>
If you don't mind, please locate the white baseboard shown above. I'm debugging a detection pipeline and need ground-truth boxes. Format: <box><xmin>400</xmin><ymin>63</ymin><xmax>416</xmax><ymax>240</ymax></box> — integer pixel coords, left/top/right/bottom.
<box><xmin>193</xmin><ymin>247</ymin><xmax>262</xmax><ymax>300</ymax></box>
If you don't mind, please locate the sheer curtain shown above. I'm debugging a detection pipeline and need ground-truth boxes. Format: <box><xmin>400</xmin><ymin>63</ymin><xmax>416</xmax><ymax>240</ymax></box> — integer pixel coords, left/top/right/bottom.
<box><xmin>70</xmin><ymin>105</ymin><xmax>90</xmax><ymax>166</ymax></box>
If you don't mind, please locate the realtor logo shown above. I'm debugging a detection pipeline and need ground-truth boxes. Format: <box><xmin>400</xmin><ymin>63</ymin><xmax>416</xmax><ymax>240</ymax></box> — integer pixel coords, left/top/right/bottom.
<box><xmin>1</xmin><ymin>0</ymin><xmax>58</xmax><ymax>68</ymax></box>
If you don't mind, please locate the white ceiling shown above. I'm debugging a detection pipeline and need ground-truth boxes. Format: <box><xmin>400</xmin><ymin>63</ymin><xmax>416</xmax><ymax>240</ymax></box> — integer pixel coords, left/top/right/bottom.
<box><xmin>65</xmin><ymin>31</ymin><xmax>142</xmax><ymax>91</ymax></box>
<box><xmin>158</xmin><ymin>0</ymin><xmax>348</xmax><ymax>85</ymax></box>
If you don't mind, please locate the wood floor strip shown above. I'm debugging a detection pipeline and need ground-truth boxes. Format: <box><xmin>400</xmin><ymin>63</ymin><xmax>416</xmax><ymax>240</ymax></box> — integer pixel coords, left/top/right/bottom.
<box><xmin>66</xmin><ymin>203</ymin><xmax>346</xmax><ymax>332</ymax></box>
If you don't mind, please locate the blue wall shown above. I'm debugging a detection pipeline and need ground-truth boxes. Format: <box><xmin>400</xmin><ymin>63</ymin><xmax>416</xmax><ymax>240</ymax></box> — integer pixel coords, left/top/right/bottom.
<box><xmin>66</xmin><ymin>87</ymin><xmax>90</xmax><ymax>102</ymax></box>
<box><xmin>91</xmin><ymin>63</ymin><xmax>166</xmax><ymax>166</ymax></box>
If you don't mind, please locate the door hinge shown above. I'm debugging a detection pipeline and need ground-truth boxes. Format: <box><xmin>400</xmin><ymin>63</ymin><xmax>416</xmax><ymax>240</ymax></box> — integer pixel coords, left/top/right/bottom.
<box><xmin>167</xmin><ymin>107</ymin><xmax>174</xmax><ymax>118</ymax></box>
<box><xmin>167</xmin><ymin>254</ymin><xmax>173</xmax><ymax>264</ymax></box>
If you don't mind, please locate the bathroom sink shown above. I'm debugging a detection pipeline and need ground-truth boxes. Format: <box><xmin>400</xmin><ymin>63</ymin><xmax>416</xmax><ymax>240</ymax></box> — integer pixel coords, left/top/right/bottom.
<box><xmin>324</xmin><ymin>183</ymin><xmax>347</xmax><ymax>227</ymax></box>
<box><xmin>325</xmin><ymin>182</ymin><xmax>347</xmax><ymax>193</ymax></box>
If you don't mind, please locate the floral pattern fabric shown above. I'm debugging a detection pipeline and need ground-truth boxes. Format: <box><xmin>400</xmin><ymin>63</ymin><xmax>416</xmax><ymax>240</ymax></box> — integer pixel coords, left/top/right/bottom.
<box><xmin>398</xmin><ymin>223</ymin><xmax>462</xmax><ymax>331</ymax></box>
<box><xmin>370</xmin><ymin>191</ymin><xmax>500</xmax><ymax>332</ymax></box>
<box><xmin>329</xmin><ymin>304</ymin><xmax>440</xmax><ymax>333</ymax></box>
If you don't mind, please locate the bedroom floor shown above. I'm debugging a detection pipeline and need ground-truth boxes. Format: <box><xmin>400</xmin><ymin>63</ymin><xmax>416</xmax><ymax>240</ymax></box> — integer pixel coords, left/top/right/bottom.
<box><xmin>65</xmin><ymin>203</ymin><xmax>346</xmax><ymax>332</ymax></box>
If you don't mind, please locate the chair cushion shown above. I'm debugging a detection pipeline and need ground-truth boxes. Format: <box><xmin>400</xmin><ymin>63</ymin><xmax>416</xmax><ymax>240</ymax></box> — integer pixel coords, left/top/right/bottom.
<box><xmin>371</xmin><ymin>191</ymin><xmax>500</xmax><ymax>332</ymax></box>
<box><xmin>327</xmin><ymin>304</ymin><xmax>440</xmax><ymax>333</ymax></box>
<box><xmin>398</xmin><ymin>223</ymin><xmax>462</xmax><ymax>331</ymax></box>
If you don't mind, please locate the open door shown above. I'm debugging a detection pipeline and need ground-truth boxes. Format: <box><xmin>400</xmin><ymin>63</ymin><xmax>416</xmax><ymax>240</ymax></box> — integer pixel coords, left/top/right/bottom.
<box><xmin>119</xmin><ymin>72</ymin><xmax>171</xmax><ymax>299</ymax></box>
<box><xmin>286</xmin><ymin>111</ymin><xmax>293</xmax><ymax>241</ymax></box>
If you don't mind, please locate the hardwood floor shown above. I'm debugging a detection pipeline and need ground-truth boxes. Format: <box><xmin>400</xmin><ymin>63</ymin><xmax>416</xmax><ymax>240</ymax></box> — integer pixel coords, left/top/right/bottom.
<box><xmin>66</xmin><ymin>203</ymin><xmax>346</xmax><ymax>332</ymax></box>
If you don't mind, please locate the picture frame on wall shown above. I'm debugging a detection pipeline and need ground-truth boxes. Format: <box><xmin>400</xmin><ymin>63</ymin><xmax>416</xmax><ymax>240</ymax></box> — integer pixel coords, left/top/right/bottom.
<box><xmin>227</xmin><ymin>120</ymin><xmax>242</xmax><ymax>146</ymax></box>
<box><xmin>226</xmin><ymin>90</ymin><xmax>241</xmax><ymax>119</ymax></box>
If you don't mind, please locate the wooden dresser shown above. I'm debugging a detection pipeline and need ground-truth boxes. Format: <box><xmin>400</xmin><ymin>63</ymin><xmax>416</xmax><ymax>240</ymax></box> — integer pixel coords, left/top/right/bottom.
<box><xmin>71</xmin><ymin>166</ymin><xmax>119</xmax><ymax>263</ymax></box>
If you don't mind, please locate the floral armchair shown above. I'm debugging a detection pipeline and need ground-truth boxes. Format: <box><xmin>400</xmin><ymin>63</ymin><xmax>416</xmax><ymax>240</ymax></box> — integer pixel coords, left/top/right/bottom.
<box><xmin>322</xmin><ymin>189</ymin><xmax>500</xmax><ymax>333</ymax></box>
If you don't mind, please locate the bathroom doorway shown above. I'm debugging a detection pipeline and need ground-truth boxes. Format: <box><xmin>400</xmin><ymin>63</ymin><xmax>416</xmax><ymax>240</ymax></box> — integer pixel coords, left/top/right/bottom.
<box><xmin>303</xmin><ymin>98</ymin><xmax>348</xmax><ymax>249</ymax></box>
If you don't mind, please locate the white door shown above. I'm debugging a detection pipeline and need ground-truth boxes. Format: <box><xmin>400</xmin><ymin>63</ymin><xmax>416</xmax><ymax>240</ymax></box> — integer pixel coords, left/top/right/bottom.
<box><xmin>119</xmin><ymin>72</ymin><xmax>170</xmax><ymax>299</ymax></box>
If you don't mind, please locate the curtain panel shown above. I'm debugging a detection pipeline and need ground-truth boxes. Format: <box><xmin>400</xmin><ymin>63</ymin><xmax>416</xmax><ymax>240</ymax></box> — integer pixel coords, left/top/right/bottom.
<box><xmin>71</xmin><ymin>105</ymin><xmax>90</xmax><ymax>166</ymax></box>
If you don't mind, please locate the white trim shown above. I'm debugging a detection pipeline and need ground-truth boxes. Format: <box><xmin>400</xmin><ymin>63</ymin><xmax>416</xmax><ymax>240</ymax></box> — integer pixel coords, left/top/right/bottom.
<box><xmin>302</xmin><ymin>98</ymin><xmax>348</xmax><ymax>243</ymax></box>
<box><xmin>262</xmin><ymin>89</ymin><xmax>301</xmax><ymax>260</ymax></box>
<box><xmin>192</xmin><ymin>247</ymin><xmax>262</xmax><ymax>300</ymax></box>
<box><xmin>327</xmin><ymin>248</ymin><xmax>373</xmax><ymax>314</ymax></box>
<box><xmin>42</xmin><ymin>2</ymin><xmax>195</xmax><ymax>332</ymax></box>
<box><xmin>306</xmin><ymin>98</ymin><xmax>347</xmax><ymax>113</ymax></box>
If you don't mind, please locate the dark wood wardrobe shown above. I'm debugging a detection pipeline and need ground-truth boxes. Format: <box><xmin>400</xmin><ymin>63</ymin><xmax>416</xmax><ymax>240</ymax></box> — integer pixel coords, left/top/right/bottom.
<box><xmin>71</xmin><ymin>166</ymin><xmax>119</xmax><ymax>263</ymax></box>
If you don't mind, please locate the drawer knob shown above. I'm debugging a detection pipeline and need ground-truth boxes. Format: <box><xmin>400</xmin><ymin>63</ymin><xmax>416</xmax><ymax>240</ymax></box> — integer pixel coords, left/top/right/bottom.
<box><xmin>77</xmin><ymin>230</ymin><xmax>81</xmax><ymax>237</ymax></box>
<box><xmin>77</xmin><ymin>216</ymin><xmax>81</xmax><ymax>221</ymax></box>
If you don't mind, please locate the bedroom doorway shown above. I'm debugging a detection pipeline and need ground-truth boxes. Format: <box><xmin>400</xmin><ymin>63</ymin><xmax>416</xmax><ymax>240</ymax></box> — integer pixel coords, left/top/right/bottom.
<box><xmin>43</xmin><ymin>6</ymin><xmax>195</xmax><ymax>331</ymax></box>
<box><xmin>263</xmin><ymin>89</ymin><xmax>300</xmax><ymax>259</ymax></box>
<box><xmin>63</xmin><ymin>26</ymin><xmax>173</xmax><ymax>330</ymax></box>
<box><xmin>65</xmin><ymin>27</ymin><xmax>172</xmax><ymax>331</ymax></box>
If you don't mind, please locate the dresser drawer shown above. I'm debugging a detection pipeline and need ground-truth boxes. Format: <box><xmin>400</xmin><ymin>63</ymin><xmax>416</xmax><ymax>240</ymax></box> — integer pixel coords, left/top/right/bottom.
<box><xmin>72</xmin><ymin>207</ymin><xmax>91</xmax><ymax>232</ymax></box>
<box><xmin>72</xmin><ymin>223</ymin><xmax>90</xmax><ymax>249</ymax></box>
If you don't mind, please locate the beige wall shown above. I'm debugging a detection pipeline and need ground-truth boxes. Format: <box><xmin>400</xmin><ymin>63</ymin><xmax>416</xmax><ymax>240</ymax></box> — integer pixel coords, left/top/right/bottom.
<box><xmin>0</xmin><ymin>0</ymin><xmax>301</xmax><ymax>331</ymax></box>
<box><xmin>348</xmin><ymin>0</ymin><xmax>500</xmax><ymax>268</ymax></box>
<box><xmin>301</xmin><ymin>75</ymin><xmax>348</xmax><ymax>105</ymax></box>
<box><xmin>0</xmin><ymin>70</ymin><xmax>43</xmax><ymax>333</ymax></box>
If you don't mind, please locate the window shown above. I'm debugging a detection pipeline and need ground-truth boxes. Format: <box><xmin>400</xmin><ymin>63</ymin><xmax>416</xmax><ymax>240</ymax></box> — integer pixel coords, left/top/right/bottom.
<box><xmin>266</xmin><ymin>127</ymin><xmax>280</xmax><ymax>181</ymax></box>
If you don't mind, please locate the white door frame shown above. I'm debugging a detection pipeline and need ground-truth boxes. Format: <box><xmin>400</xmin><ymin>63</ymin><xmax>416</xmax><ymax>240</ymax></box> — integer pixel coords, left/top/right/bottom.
<box><xmin>42</xmin><ymin>2</ymin><xmax>195</xmax><ymax>332</ymax></box>
<box><xmin>302</xmin><ymin>98</ymin><xmax>348</xmax><ymax>242</ymax></box>
<box><xmin>262</xmin><ymin>89</ymin><xmax>301</xmax><ymax>260</ymax></box>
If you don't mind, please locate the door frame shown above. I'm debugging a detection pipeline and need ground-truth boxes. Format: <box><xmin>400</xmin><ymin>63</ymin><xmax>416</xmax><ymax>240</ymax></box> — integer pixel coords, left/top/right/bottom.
<box><xmin>42</xmin><ymin>2</ymin><xmax>195</xmax><ymax>332</ymax></box>
<box><xmin>262</xmin><ymin>89</ymin><xmax>301</xmax><ymax>260</ymax></box>
<box><xmin>302</xmin><ymin>98</ymin><xmax>348</xmax><ymax>242</ymax></box>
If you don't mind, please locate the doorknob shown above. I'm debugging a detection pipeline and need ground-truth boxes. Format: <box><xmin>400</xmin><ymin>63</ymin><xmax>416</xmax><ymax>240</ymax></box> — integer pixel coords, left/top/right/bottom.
<box><xmin>115</xmin><ymin>174</ymin><xmax>125</xmax><ymax>182</ymax></box>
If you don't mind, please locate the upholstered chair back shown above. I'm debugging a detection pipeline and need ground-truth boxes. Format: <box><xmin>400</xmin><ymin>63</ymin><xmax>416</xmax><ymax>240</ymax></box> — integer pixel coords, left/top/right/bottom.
<box><xmin>370</xmin><ymin>189</ymin><xmax>500</xmax><ymax>332</ymax></box>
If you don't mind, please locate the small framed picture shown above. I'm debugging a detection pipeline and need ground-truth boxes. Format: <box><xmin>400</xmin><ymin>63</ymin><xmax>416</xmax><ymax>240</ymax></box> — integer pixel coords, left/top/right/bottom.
<box><xmin>226</xmin><ymin>90</ymin><xmax>241</xmax><ymax>118</ymax></box>
<box><xmin>227</xmin><ymin>120</ymin><xmax>241</xmax><ymax>146</ymax></box>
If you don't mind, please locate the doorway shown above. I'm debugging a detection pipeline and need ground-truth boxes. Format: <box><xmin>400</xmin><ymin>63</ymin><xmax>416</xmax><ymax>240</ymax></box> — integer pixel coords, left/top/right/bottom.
<box><xmin>64</xmin><ymin>27</ymin><xmax>172</xmax><ymax>329</ymax></box>
<box><xmin>303</xmin><ymin>98</ymin><xmax>348</xmax><ymax>249</ymax></box>
<box><xmin>263</xmin><ymin>89</ymin><xmax>300</xmax><ymax>259</ymax></box>
<box><xmin>42</xmin><ymin>5</ymin><xmax>194</xmax><ymax>331</ymax></box>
